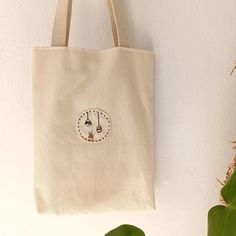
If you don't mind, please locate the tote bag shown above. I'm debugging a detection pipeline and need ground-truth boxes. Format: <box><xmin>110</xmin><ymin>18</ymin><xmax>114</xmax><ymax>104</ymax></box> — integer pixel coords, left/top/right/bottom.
<box><xmin>32</xmin><ymin>0</ymin><xmax>155</xmax><ymax>214</ymax></box>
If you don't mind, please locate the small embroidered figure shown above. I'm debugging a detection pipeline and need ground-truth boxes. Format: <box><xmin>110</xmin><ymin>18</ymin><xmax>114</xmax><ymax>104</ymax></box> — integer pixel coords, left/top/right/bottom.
<box><xmin>88</xmin><ymin>131</ymin><xmax>94</xmax><ymax>142</ymax></box>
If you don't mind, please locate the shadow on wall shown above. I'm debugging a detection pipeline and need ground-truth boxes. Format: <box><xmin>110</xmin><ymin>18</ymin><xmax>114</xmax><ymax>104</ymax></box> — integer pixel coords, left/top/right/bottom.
<box><xmin>120</xmin><ymin>0</ymin><xmax>153</xmax><ymax>51</ymax></box>
<box><xmin>69</xmin><ymin>0</ymin><xmax>153</xmax><ymax>50</ymax></box>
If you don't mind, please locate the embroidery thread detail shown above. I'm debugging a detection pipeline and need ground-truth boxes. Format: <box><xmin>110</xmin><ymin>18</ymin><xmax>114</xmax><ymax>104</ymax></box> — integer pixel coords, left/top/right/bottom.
<box><xmin>88</xmin><ymin>131</ymin><xmax>94</xmax><ymax>142</ymax></box>
<box><xmin>77</xmin><ymin>108</ymin><xmax>111</xmax><ymax>143</ymax></box>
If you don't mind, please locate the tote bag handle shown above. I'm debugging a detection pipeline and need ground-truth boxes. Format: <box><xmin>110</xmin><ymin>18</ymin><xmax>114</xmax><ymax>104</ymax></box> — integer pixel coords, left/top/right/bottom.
<box><xmin>51</xmin><ymin>0</ymin><xmax>130</xmax><ymax>47</ymax></box>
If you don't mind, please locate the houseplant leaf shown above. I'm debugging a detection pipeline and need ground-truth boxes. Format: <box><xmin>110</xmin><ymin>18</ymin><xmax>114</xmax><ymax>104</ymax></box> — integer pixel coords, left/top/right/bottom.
<box><xmin>208</xmin><ymin>171</ymin><xmax>236</xmax><ymax>236</ymax></box>
<box><xmin>105</xmin><ymin>224</ymin><xmax>145</xmax><ymax>236</ymax></box>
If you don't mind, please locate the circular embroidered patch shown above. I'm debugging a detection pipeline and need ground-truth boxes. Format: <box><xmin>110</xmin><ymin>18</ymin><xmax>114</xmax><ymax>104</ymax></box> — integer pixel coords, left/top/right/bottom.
<box><xmin>77</xmin><ymin>108</ymin><xmax>111</xmax><ymax>143</ymax></box>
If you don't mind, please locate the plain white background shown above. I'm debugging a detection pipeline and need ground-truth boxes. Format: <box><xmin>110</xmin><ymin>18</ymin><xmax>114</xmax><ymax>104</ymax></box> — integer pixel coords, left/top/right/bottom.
<box><xmin>1</xmin><ymin>0</ymin><xmax>236</xmax><ymax>235</ymax></box>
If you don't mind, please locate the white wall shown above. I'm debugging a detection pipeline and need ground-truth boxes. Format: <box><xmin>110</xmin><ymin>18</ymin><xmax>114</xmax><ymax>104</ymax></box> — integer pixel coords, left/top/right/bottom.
<box><xmin>1</xmin><ymin>0</ymin><xmax>236</xmax><ymax>235</ymax></box>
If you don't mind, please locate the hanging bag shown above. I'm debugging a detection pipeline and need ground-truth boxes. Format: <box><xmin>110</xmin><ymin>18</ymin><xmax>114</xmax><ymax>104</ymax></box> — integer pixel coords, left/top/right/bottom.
<box><xmin>32</xmin><ymin>0</ymin><xmax>155</xmax><ymax>214</ymax></box>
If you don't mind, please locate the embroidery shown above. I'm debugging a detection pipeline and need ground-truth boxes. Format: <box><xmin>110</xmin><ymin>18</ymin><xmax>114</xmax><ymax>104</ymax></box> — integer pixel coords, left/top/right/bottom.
<box><xmin>77</xmin><ymin>108</ymin><xmax>111</xmax><ymax>143</ymax></box>
<box><xmin>88</xmin><ymin>131</ymin><xmax>94</xmax><ymax>142</ymax></box>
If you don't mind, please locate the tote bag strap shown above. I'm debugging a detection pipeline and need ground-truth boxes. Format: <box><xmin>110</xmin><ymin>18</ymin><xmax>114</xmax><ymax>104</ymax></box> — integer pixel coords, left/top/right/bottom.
<box><xmin>51</xmin><ymin>0</ymin><xmax>130</xmax><ymax>47</ymax></box>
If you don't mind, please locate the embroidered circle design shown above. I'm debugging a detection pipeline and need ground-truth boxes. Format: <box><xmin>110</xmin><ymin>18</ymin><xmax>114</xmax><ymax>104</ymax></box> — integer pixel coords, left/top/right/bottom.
<box><xmin>77</xmin><ymin>108</ymin><xmax>111</xmax><ymax>143</ymax></box>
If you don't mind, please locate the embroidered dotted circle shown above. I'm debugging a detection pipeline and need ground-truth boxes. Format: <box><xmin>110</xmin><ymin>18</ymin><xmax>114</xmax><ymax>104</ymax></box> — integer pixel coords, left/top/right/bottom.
<box><xmin>77</xmin><ymin>108</ymin><xmax>111</xmax><ymax>143</ymax></box>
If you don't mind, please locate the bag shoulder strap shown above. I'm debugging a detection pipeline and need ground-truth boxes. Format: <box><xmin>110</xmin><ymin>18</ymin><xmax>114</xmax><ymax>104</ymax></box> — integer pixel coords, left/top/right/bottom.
<box><xmin>51</xmin><ymin>0</ymin><xmax>130</xmax><ymax>47</ymax></box>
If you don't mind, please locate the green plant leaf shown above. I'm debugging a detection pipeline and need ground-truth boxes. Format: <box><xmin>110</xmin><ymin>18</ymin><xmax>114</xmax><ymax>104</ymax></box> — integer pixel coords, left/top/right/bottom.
<box><xmin>208</xmin><ymin>171</ymin><xmax>236</xmax><ymax>236</ymax></box>
<box><xmin>105</xmin><ymin>225</ymin><xmax>145</xmax><ymax>236</ymax></box>
<box><xmin>221</xmin><ymin>172</ymin><xmax>236</xmax><ymax>205</ymax></box>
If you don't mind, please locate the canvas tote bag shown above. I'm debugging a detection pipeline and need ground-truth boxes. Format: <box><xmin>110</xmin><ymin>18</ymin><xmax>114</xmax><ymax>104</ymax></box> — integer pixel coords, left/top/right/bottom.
<box><xmin>32</xmin><ymin>0</ymin><xmax>155</xmax><ymax>214</ymax></box>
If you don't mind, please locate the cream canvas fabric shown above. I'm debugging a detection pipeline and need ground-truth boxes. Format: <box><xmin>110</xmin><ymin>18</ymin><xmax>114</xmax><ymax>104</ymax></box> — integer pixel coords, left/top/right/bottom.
<box><xmin>32</xmin><ymin>0</ymin><xmax>155</xmax><ymax>214</ymax></box>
